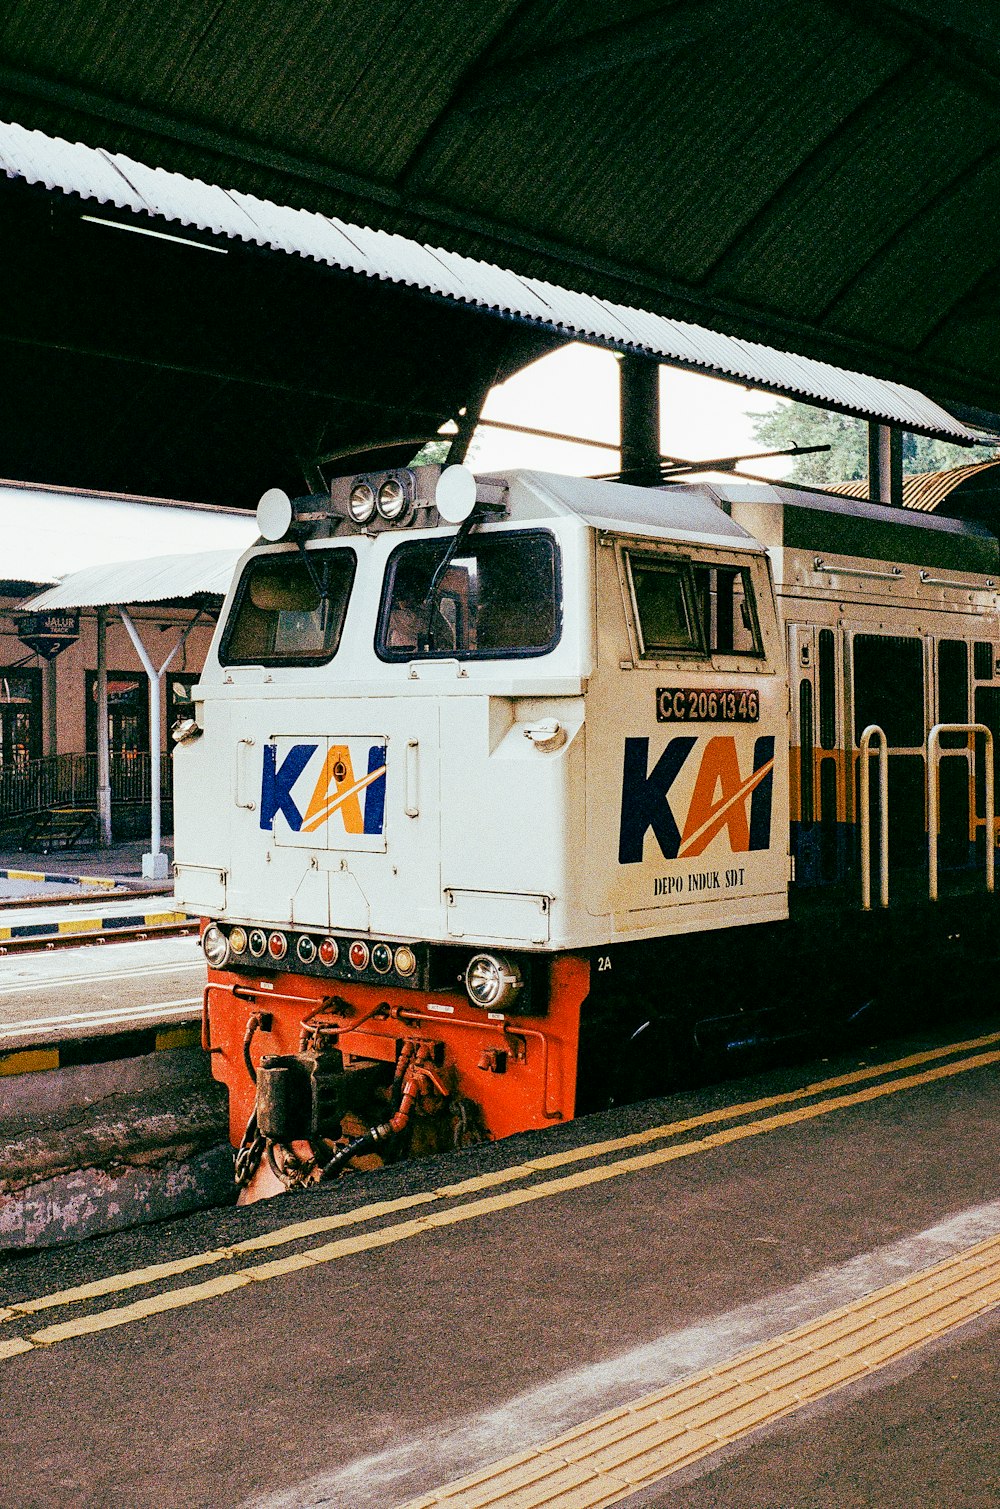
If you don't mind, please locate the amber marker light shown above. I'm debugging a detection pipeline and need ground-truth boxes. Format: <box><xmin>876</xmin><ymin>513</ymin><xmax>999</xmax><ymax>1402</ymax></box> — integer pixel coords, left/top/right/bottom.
<box><xmin>228</xmin><ymin>926</ymin><xmax>248</xmax><ymax>955</ymax></box>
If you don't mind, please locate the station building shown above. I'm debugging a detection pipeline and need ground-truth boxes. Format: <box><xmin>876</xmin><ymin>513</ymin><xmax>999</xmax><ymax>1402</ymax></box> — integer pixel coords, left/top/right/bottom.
<box><xmin>0</xmin><ymin>479</ymin><xmax>255</xmax><ymax>843</ymax></box>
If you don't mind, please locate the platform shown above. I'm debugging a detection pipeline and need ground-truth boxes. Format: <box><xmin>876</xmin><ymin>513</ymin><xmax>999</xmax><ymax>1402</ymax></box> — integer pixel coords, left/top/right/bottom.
<box><xmin>1</xmin><ymin>1011</ymin><xmax>999</xmax><ymax>1507</ymax></box>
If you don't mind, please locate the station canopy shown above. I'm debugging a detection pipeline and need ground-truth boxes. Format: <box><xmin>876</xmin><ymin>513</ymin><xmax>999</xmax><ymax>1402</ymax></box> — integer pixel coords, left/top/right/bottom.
<box><xmin>0</xmin><ymin>1</ymin><xmax>998</xmax><ymax>443</ymax></box>
<box><xmin>0</xmin><ymin>114</ymin><xmax>986</xmax><ymax>511</ymax></box>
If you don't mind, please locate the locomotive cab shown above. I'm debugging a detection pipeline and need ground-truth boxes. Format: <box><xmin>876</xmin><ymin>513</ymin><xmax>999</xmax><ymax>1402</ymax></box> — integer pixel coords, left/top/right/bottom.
<box><xmin>174</xmin><ymin>466</ymin><xmax>790</xmax><ymax>1191</ymax></box>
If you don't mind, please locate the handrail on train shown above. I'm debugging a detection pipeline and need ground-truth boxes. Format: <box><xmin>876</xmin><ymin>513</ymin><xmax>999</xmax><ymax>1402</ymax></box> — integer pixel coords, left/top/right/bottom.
<box><xmin>927</xmin><ymin>723</ymin><xmax>996</xmax><ymax>902</ymax></box>
<box><xmin>858</xmin><ymin>724</ymin><xmax>889</xmax><ymax>911</ymax></box>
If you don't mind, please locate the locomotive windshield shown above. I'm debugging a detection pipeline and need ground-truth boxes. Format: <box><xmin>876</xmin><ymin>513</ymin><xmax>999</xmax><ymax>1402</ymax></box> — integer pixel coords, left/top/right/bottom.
<box><xmin>377</xmin><ymin>529</ymin><xmax>561</xmax><ymax>660</ymax></box>
<box><xmin>220</xmin><ymin>549</ymin><xmax>357</xmax><ymax>666</ymax></box>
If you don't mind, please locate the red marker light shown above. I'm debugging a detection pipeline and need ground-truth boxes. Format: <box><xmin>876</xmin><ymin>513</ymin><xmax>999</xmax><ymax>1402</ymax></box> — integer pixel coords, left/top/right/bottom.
<box><xmin>349</xmin><ymin>940</ymin><xmax>369</xmax><ymax>971</ymax></box>
<box><xmin>267</xmin><ymin>932</ymin><xmax>287</xmax><ymax>961</ymax></box>
<box><xmin>318</xmin><ymin>938</ymin><xmax>338</xmax><ymax>967</ymax></box>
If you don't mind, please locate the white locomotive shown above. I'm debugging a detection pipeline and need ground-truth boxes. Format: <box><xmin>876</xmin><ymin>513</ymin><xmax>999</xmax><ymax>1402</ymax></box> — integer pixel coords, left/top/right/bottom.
<box><xmin>174</xmin><ymin>464</ymin><xmax>1000</xmax><ymax>1193</ymax></box>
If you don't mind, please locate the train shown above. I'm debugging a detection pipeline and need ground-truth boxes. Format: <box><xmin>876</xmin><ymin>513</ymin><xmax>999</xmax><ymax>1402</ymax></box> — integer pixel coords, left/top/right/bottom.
<box><xmin>172</xmin><ymin>461</ymin><xmax>1000</xmax><ymax>1198</ymax></box>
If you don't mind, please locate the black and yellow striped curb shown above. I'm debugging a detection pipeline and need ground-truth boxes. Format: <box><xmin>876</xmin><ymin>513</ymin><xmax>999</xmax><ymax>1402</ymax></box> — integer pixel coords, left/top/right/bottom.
<box><xmin>0</xmin><ymin>907</ymin><xmax>189</xmax><ymax>945</ymax></box>
<box><xmin>0</xmin><ymin>1022</ymin><xmax>201</xmax><ymax>1078</ymax></box>
<box><xmin>0</xmin><ymin>867</ymin><xmax>119</xmax><ymax>890</ymax></box>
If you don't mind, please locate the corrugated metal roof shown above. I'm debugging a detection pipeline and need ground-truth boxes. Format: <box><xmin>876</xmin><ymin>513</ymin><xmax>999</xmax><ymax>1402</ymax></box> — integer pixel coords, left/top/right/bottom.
<box><xmin>24</xmin><ymin>549</ymin><xmax>243</xmax><ymax>609</ymax></box>
<box><xmin>0</xmin><ymin>119</ymin><xmax>984</xmax><ymax>446</ymax></box>
<box><xmin>827</xmin><ymin>458</ymin><xmax>1000</xmax><ymax>512</ymax></box>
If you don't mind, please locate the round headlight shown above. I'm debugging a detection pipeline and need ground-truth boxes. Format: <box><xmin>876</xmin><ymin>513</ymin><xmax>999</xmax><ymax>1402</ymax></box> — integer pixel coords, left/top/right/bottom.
<box><xmin>229</xmin><ymin>926</ymin><xmax>247</xmax><ymax>955</ymax></box>
<box><xmin>348</xmin><ymin>481</ymin><xmax>376</xmax><ymax>524</ymax></box>
<box><xmin>465</xmin><ymin>952</ymin><xmax>523</xmax><ymax>1012</ymax></box>
<box><xmin>394</xmin><ymin>945</ymin><xmax>416</xmax><ymax>978</ymax></box>
<box><xmin>376</xmin><ymin>477</ymin><xmax>408</xmax><ymax>521</ymax></box>
<box><xmin>202</xmin><ymin>924</ymin><xmax>231</xmax><ymax>969</ymax></box>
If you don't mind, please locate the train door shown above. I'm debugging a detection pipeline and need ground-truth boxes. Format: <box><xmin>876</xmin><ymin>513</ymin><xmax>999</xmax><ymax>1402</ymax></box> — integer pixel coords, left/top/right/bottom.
<box><xmin>787</xmin><ymin>622</ymin><xmax>845</xmax><ymax>885</ymax></box>
<box><xmin>846</xmin><ymin>629</ymin><xmax>928</xmax><ymax>877</ymax></box>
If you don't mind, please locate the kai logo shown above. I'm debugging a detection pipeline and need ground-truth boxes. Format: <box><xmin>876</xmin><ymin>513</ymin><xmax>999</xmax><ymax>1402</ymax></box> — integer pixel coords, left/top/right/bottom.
<box><xmin>618</xmin><ymin>734</ymin><xmax>774</xmax><ymax>865</ymax></box>
<box><xmin>260</xmin><ymin>741</ymin><xmax>387</xmax><ymax>835</ymax></box>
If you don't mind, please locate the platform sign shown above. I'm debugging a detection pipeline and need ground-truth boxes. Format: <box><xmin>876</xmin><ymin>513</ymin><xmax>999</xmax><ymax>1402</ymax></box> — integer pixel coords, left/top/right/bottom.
<box><xmin>16</xmin><ymin>610</ymin><xmax>80</xmax><ymax>660</ymax></box>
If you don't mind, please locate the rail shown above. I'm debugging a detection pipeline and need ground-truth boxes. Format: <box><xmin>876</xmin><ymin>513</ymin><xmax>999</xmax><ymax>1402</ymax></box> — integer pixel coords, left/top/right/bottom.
<box><xmin>858</xmin><ymin>724</ymin><xmax>889</xmax><ymax>911</ymax></box>
<box><xmin>0</xmin><ymin>750</ymin><xmax>170</xmax><ymax>822</ymax></box>
<box><xmin>927</xmin><ymin>723</ymin><xmax>995</xmax><ymax>902</ymax></box>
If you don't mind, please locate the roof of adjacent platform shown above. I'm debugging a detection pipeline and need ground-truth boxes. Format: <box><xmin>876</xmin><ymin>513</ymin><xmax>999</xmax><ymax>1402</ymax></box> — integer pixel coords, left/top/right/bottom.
<box><xmin>25</xmin><ymin>548</ymin><xmax>244</xmax><ymax>609</ymax></box>
<box><xmin>0</xmin><ymin>1</ymin><xmax>998</xmax><ymax>423</ymax></box>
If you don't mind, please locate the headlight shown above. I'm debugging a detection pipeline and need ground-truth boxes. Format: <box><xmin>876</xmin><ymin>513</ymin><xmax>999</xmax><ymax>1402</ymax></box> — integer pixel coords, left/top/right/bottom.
<box><xmin>202</xmin><ymin>924</ymin><xmax>231</xmax><ymax>969</ymax></box>
<box><xmin>348</xmin><ymin>481</ymin><xmax>376</xmax><ymax>524</ymax></box>
<box><xmin>376</xmin><ymin>477</ymin><xmax>408</xmax><ymax>521</ymax></box>
<box><xmin>394</xmin><ymin>945</ymin><xmax>416</xmax><ymax>978</ymax></box>
<box><xmin>465</xmin><ymin>952</ymin><xmax>522</xmax><ymax>1012</ymax></box>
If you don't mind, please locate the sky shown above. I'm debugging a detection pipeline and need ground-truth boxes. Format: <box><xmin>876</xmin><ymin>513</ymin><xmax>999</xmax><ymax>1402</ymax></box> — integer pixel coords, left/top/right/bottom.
<box><xmin>464</xmin><ymin>343</ymin><xmax>794</xmax><ymax>481</ymax></box>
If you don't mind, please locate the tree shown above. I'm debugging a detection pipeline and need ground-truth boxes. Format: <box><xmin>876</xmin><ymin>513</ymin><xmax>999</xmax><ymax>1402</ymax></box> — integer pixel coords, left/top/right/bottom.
<box><xmin>748</xmin><ymin>399</ymin><xmax>995</xmax><ymax>486</ymax></box>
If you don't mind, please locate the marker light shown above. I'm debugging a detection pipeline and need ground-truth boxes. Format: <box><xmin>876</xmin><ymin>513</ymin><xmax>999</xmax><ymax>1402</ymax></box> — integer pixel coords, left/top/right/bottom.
<box><xmin>318</xmin><ymin>938</ymin><xmax>339</xmax><ymax>967</ymax></box>
<box><xmin>465</xmin><ymin>952</ymin><xmax>523</xmax><ymax>1012</ymax></box>
<box><xmin>202</xmin><ymin>925</ymin><xmax>231</xmax><ymax>969</ymax></box>
<box><xmin>229</xmin><ymin>927</ymin><xmax>248</xmax><ymax>955</ymax></box>
<box><xmin>248</xmin><ymin>929</ymin><xmax>267</xmax><ymax>958</ymax></box>
<box><xmin>376</xmin><ymin>476</ymin><xmax>408</xmax><ymax>521</ymax></box>
<box><xmin>297</xmin><ymin>936</ymin><xmax>317</xmax><ymax>964</ymax></box>
<box><xmin>348</xmin><ymin>481</ymin><xmax>376</xmax><ymax>524</ymax></box>
<box><xmin>268</xmin><ymin>931</ymin><xmax>288</xmax><ymax>961</ymax></box>
<box><xmin>371</xmin><ymin>942</ymin><xmax>393</xmax><ymax>973</ymax></box>
<box><xmin>394</xmin><ymin>945</ymin><xmax>416</xmax><ymax>978</ymax></box>
<box><xmin>349</xmin><ymin>940</ymin><xmax>370</xmax><ymax>971</ymax></box>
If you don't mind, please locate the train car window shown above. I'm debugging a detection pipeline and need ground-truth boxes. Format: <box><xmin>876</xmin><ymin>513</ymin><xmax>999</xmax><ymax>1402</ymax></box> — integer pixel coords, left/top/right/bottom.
<box><xmin>627</xmin><ymin>556</ymin><xmax>702</xmax><ymax>656</ymax></box>
<box><xmin>937</xmin><ymin>640</ymin><xmax>969</xmax><ymax>750</ymax></box>
<box><xmin>691</xmin><ymin>565</ymin><xmax>763</xmax><ymax>657</ymax></box>
<box><xmin>974</xmin><ymin>641</ymin><xmax>994</xmax><ymax>680</ymax></box>
<box><xmin>818</xmin><ymin>628</ymin><xmax>836</xmax><ymax>749</ymax></box>
<box><xmin>974</xmin><ymin>687</ymin><xmax>1000</xmax><ymax>819</ymax></box>
<box><xmin>220</xmin><ymin>549</ymin><xmax>356</xmax><ymax>667</ymax></box>
<box><xmin>799</xmin><ymin>680</ymin><xmax>814</xmax><ymax>828</ymax></box>
<box><xmin>377</xmin><ymin>529</ymin><xmax>560</xmax><ymax>661</ymax></box>
<box><xmin>853</xmin><ymin>635</ymin><xmax>924</xmax><ymax>748</ymax></box>
<box><xmin>626</xmin><ymin>555</ymin><xmax>761</xmax><ymax>659</ymax></box>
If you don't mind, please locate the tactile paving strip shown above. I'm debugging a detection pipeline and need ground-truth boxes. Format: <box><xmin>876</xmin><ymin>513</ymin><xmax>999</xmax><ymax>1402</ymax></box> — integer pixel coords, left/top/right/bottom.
<box><xmin>404</xmin><ymin>1232</ymin><xmax>1000</xmax><ymax>1509</ymax></box>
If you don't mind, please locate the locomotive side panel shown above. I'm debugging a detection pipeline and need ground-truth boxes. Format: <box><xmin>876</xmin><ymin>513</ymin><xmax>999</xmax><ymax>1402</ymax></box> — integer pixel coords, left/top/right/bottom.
<box><xmin>583</xmin><ymin>533</ymin><xmax>790</xmax><ymax>936</ymax></box>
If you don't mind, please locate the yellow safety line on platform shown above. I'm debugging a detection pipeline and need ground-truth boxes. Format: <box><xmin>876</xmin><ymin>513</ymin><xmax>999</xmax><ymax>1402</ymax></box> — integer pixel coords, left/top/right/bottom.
<box><xmin>401</xmin><ymin>1232</ymin><xmax>1000</xmax><ymax>1508</ymax></box>
<box><xmin>2</xmin><ymin>1030</ymin><xmax>999</xmax><ymax>1333</ymax></box>
<box><xmin>0</xmin><ymin>1041</ymin><xmax>998</xmax><ymax>1357</ymax></box>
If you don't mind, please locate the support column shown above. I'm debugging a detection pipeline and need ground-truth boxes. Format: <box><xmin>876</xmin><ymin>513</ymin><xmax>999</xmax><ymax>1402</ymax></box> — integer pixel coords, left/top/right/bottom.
<box><xmin>44</xmin><ymin>658</ymin><xmax>57</xmax><ymax>756</ymax></box>
<box><xmin>868</xmin><ymin>422</ymin><xmax>903</xmax><ymax>507</ymax></box>
<box><xmin>119</xmin><ymin>607</ymin><xmax>201</xmax><ymax>882</ymax></box>
<box><xmin>95</xmin><ymin>606</ymin><xmax>112</xmax><ymax>848</ymax></box>
<box><xmin>619</xmin><ymin>354</ymin><xmax>661</xmax><ymax>477</ymax></box>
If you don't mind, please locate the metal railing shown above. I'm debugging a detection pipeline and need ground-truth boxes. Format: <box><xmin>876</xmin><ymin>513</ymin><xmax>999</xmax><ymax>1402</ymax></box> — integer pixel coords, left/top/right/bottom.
<box><xmin>0</xmin><ymin>750</ymin><xmax>170</xmax><ymax>822</ymax></box>
<box><xmin>858</xmin><ymin>724</ymin><xmax>889</xmax><ymax>911</ymax></box>
<box><xmin>927</xmin><ymin>723</ymin><xmax>995</xmax><ymax>902</ymax></box>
